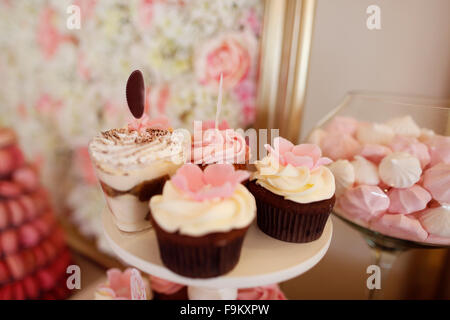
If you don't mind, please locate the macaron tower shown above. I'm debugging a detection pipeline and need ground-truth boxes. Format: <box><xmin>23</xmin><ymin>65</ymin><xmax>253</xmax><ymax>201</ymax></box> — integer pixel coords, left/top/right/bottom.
<box><xmin>0</xmin><ymin>128</ymin><xmax>72</xmax><ymax>300</ymax></box>
<box><xmin>312</xmin><ymin>115</ymin><xmax>450</xmax><ymax>244</ymax></box>
<box><xmin>89</xmin><ymin>71</ymin><xmax>191</xmax><ymax>232</ymax></box>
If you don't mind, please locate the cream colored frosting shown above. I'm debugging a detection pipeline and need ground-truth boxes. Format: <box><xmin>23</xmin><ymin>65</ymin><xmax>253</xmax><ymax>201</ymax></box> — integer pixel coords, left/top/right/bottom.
<box><xmin>327</xmin><ymin>160</ymin><xmax>355</xmax><ymax>197</ymax></box>
<box><xmin>251</xmin><ymin>155</ymin><xmax>335</xmax><ymax>204</ymax></box>
<box><xmin>379</xmin><ymin>152</ymin><xmax>422</xmax><ymax>188</ymax></box>
<box><xmin>351</xmin><ymin>156</ymin><xmax>379</xmax><ymax>185</ymax></box>
<box><xmin>149</xmin><ymin>181</ymin><xmax>256</xmax><ymax>236</ymax></box>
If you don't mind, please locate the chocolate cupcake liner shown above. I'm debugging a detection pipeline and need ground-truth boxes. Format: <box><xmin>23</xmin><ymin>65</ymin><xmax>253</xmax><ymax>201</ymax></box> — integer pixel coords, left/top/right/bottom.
<box><xmin>256</xmin><ymin>199</ymin><xmax>331</xmax><ymax>243</ymax></box>
<box><xmin>150</xmin><ymin>216</ymin><xmax>248</xmax><ymax>278</ymax></box>
<box><xmin>247</xmin><ymin>180</ymin><xmax>335</xmax><ymax>243</ymax></box>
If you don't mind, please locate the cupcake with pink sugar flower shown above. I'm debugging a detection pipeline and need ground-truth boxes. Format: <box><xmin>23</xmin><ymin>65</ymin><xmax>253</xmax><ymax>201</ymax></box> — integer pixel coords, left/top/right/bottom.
<box><xmin>247</xmin><ymin>137</ymin><xmax>335</xmax><ymax>243</ymax></box>
<box><xmin>95</xmin><ymin>268</ymin><xmax>152</xmax><ymax>300</ymax></box>
<box><xmin>149</xmin><ymin>163</ymin><xmax>256</xmax><ymax>278</ymax></box>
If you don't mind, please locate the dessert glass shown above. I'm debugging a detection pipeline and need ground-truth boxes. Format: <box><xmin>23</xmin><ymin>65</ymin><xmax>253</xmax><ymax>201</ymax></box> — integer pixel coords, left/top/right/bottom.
<box><xmin>306</xmin><ymin>91</ymin><xmax>450</xmax><ymax>298</ymax></box>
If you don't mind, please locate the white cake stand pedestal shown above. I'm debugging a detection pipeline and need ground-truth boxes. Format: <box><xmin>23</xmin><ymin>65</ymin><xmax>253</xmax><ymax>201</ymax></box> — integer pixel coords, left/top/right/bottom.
<box><xmin>102</xmin><ymin>208</ymin><xmax>333</xmax><ymax>299</ymax></box>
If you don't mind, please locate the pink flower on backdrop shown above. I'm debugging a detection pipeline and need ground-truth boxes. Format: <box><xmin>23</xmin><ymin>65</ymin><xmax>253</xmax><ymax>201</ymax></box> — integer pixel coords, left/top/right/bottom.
<box><xmin>139</xmin><ymin>0</ymin><xmax>157</xmax><ymax>27</ymax></box>
<box><xmin>77</xmin><ymin>52</ymin><xmax>91</xmax><ymax>80</ymax></box>
<box><xmin>37</xmin><ymin>7</ymin><xmax>76</xmax><ymax>59</ymax></box>
<box><xmin>241</xmin><ymin>9</ymin><xmax>262</xmax><ymax>36</ymax></box>
<box><xmin>35</xmin><ymin>93</ymin><xmax>63</xmax><ymax>115</ymax></box>
<box><xmin>265</xmin><ymin>137</ymin><xmax>332</xmax><ymax>169</ymax></box>
<box><xmin>242</xmin><ymin>104</ymin><xmax>256</xmax><ymax>126</ymax></box>
<box><xmin>96</xmin><ymin>268</ymin><xmax>148</xmax><ymax>300</ymax></box>
<box><xmin>238</xmin><ymin>284</ymin><xmax>287</xmax><ymax>300</ymax></box>
<box><xmin>171</xmin><ymin>164</ymin><xmax>249</xmax><ymax>201</ymax></box>
<box><xmin>75</xmin><ymin>147</ymin><xmax>97</xmax><ymax>185</ymax></box>
<box><xmin>195</xmin><ymin>33</ymin><xmax>253</xmax><ymax>90</ymax></box>
<box><xmin>74</xmin><ymin>0</ymin><xmax>97</xmax><ymax>21</ymax></box>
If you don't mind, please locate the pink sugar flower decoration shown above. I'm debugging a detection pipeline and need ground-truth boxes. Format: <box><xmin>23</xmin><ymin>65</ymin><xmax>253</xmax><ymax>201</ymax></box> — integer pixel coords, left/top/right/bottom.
<box><xmin>171</xmin><ymin>164</ymin><xmax>249</xmax><ymax>201</ymax></box>
<box><xmin>265</xmin><ymin>137</ymin><xmax>332</xmax><ymax>169</ymax></box>
<box><xmin>128</xmin><ymin>114</ymin><xmax>170</xmax><ymax>132</ymax></box>
<box><xmin>96</xmin><ymin>268</ymin><xmax>147</xmax><ymax>300</ymax></box>
<box><xmin>238</xmin><ymin>284</ymin><xmax>287</xmax><ymax>300</ymax></box>
<box><xmin>149</xmin><ymin>275</ymin><xmax>185</xmax><ymax>295</ymax></box>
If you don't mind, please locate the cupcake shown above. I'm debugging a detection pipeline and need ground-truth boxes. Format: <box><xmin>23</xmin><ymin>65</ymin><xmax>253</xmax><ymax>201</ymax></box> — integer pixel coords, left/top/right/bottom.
<box><xmin>247</xmin><ymin>137</ymin><xmax>335</xmax><ymax>243</ymax></box>
<box><xmin>149</xmin><ymin>163</ymin><xmax>255</xmax><ymax>278</ymax></box>
<box><xmin>89</xmin><ymin>126</ymin><xmax>190</xmax><ymax>232</ymax></box>
<box><xmin>191</xmin><ymin>120</ymin><xmax>249</xmax><ymax>170</ymax></box>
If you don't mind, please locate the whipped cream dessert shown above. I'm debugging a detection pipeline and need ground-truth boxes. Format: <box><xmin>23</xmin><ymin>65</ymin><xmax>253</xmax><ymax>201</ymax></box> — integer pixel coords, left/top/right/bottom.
<box><xmin>89</xmin><ymin>127</ymin><xmax>190</xmax><ymax>232</ymax></box>
<box><xmin>312</xmin><ymin>114</ymin><xmax>450</xmax><ymax>244</ymax></box>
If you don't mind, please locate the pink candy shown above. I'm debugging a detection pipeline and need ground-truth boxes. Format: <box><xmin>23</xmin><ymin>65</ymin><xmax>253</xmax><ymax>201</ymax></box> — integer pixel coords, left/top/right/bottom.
<box><xmin>338</xmin><ymin>185</ymin><xmax>390</xmax><ymax>222</ymax></box>
<box><xmin>321</xmin><ymin>133</ymin><xmax>361</xmax><ymax>160</ymax></box>
<box><xmin>423</xmin><ymin>134</ymin><xmax>450</xmax><ymax>166</ymax></box>
<box><xmin>422</xmin><ymin>163</ymin><xmax>450</xmax><ymax>204</ymax></box>
<box><xmin>387</xmin><ymin>185</ymin><xmax>431</xmax><ymax>215</ymax></box>
<box><xmin>0</xmin><ymin>181</ymin><xmax>23</xmax><ymax>199</ymax></box>
<box><xmin>13</xmin><ymin>166</ymin><xmax>39</xmax><ymax>192</ymax></box>
<box><xmin>370</xmin><ymin>214</ymin><xmax>428</xmax><ymax>242</ymax></box>
<box><xmin>324</xmin><ymin>116</ymin><xmax>359</xmax><ymax>136</ymax></box>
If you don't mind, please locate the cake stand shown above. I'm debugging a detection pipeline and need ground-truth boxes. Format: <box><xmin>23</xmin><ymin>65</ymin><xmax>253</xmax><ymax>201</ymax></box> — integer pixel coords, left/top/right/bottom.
<box><xmin>102</xmin><ymin>208</ymin><xmax>333</xmax><ymax>299</ymax></box>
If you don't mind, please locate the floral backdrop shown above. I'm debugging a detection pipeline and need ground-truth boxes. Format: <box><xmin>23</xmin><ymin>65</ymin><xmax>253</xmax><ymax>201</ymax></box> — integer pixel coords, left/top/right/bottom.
<box><xmin>0</xmin><ymin>0</ymin><xmax>263</xmax><ymax>253</ymax></box>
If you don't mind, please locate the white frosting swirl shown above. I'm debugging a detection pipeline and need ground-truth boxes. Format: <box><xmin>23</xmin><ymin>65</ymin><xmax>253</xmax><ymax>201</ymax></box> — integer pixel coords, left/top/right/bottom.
<box><xmin>149</xmin><ymin>181</ymin><xmax>256</xmax><ymax>236</ymax></box>
<box><xmin>251</xmin><ymin>155</ymin><xmax>335</xmax><ymax>204</ymax></box>
<box><xmin>89</xmin><ymin>128</ymin><xmax>190</xmax><ymax>174</ymax></box>
<box><xmin>192</xmin><ymin>129</ymin><xmax>247</xmax><ymax>165</ymax></box>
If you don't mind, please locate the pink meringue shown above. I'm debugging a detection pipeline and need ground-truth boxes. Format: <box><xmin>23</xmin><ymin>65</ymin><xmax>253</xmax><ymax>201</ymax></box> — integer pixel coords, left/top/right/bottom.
<box><xmin>387</xmin><ymin>185</ymin><xmax>431</xmax><ymax>214</ymax></box>
<box><xmin>95</xmin><ymin>268</ymin><xmax>150</xmax><ymax>300</ymax></box>
<box><xmin>320</xmin><ymin>133</ymin><xmax>361</xmax><ymax>160</ymax></box>
<box><xmin>422</xmin><ymin>163</ymin><xmax>450</xmax><ymax>204</ymax></box>
<box><xmin>418</xmin><ymin>204</ymin><xmax>450</xmax><ymax>238</ymax></box>
<box><xmin>378</xmin><ymin>152</ymin><xmax>422</xmax><ymax>188</ymax></box>
<box><xmin>237</xmin><ymin>284</ymin><xmax>287</xmax><ymax>300</ymax></box>
<box><xmin>356</xmin><ymin>123</ymin><xmax>395</xmax><ymax>145</ymax></box>
<box><xmin>359</xmin><ymin>144</ymin><xmax>392</xmax><ymax>164</ymax></box>
<box><xmin>149</xmin><ymin>275</ymin><xmax>185</xmax><ymax>295</ymax></box>
<box><xmin>423</xmin><ymin>134</ymin><xmax>450</xmax><ymax>166</ymax></box>
<box><xmin>338</xmin><ymin>185</ymin><xmax>389</xmax><ymax>222</ymax></box>
<box><xmin>385</xmin><ymin>115</ymin><xmax>421</xmax><ymax>138</ymax></box>
<box><xmin>425</xmin><ymin>235</ymin><xmax>450</xmax><ymax>245</ymax></box>
<box><xmin>370</xmin><ymin>214</ymin><xmax>428</xmax><ymax>242</ymax></box>
<box><xmin>389</xmin><ymin>135</ymin><xmax>430</xmax><ymax>168</ymax></box>
<box><xmin>324</xmin><ymin>116</ymin><xmax>359</xmax><ymax>136</ymax></box>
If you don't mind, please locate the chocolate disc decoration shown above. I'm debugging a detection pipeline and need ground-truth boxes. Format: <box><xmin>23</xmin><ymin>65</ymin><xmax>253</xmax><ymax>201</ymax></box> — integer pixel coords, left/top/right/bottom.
<box><xmin>126</xmin><ymin>70</ymin><xmax>145</xmax><ymax>119</ymax></box>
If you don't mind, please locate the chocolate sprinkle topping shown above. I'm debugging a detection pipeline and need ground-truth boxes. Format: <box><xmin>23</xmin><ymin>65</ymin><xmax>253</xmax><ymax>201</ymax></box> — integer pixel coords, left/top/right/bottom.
<box><xmin>126</xmin><ymin>70</ymin><xmax>145</xmax><ymax>119</ymax></box>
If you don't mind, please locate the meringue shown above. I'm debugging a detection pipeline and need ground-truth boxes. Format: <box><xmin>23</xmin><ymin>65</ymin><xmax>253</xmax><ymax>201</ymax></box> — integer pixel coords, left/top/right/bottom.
<box><xmin>351</xmin><ymin>156</ymin><xmax>379</xmax><ymax>185</ymax></box>
<box><xmin>387</xmin><ymin>185</ymin><xmax>431</xmax><ymax>214</ymax></box>
<box><xmin>370</xmin><ymin>214</ymin><xmax>428</xmax><ymax>241</ymax></box>
<box><xmin>324</xmin><ymin>116</ymin><xmax>359</xmax><ymax>136</ymax></box>
<box><xmin>389</xmin><ymin>136</ymin><xmax>430</xmax><ymax>168</ymax></box>
<box><xmin>385</xmin><ymin>115</ymin><xmax>421</xmax><ymax>138</ymax></box>
<box><xmin>338</xmin><ymin>185</ymin><xmax>389</xmax><ymax>222</ymax></box>
<box><xmin>418</xmin><ymin>204</ymin><xmax>450</xmax><ymax>238</ymax></box>
<box><xmin>359</xmin><ymin>144</ymin><xmax>392</xmax><ymax>164</ymax></box>
<box><xmin>356</xmin><ymin>123</ymin><xmax>395</xmax><ymax>145</ymax></box>
<box><xmin>422</xmin><ymin>163</ymin><xmax>450</xmax><ymax>204</ymax></box>
<box><xmin>320</xmin><ymin>133</ymin><xmax>361</xmax><ymax>160</ymax></box>
<box><xmin>378</xmin><ymin>152</ymin><xmax>422</xmax><ymax>188</ymax></box>
<box><xmin>327</xmin><ymin>160</ymin><xmax>355</xmax><ymax>197</ymax></box>
<box><xmin>423</xmin><ymin>134</ymin><xmax>450</xmax><ymax>166</ymax></box>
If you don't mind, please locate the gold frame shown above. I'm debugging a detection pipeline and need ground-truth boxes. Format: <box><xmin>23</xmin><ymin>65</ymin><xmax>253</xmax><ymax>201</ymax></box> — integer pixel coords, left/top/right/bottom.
<box><xmin>256</xmin><ymin>0</ymin><xmax>317</xmax><ymax>143</ymax></box>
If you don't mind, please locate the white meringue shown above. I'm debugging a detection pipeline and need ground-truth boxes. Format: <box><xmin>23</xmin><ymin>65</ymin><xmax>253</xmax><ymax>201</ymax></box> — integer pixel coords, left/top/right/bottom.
<box><xmin>419</xmin><ymin>204</ymin><xmax>450</xmax><ymax>238</ymax></box>
<box><xmin>351</xmin><ymin>156</ymin><xmax>379</xmax><ymax>185</ymax></box>
<box><xmin>356</xmin><ymin>123</ymin><xmax>395</xmax><ymax>145</ymax></box>
<box><xmin>385</xmin><ymin>115</ymin><xmax>421</xmax><ymax>137</ymax></box>
<box><xmin>328</xmin><ymin>160</ymin><xmax>355</xmax><ymax>196</ymax></box>
<box><xmin>378</xmin><ymin>152</ymin><xmax>422</xmax><ymax>188</ymax></box>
